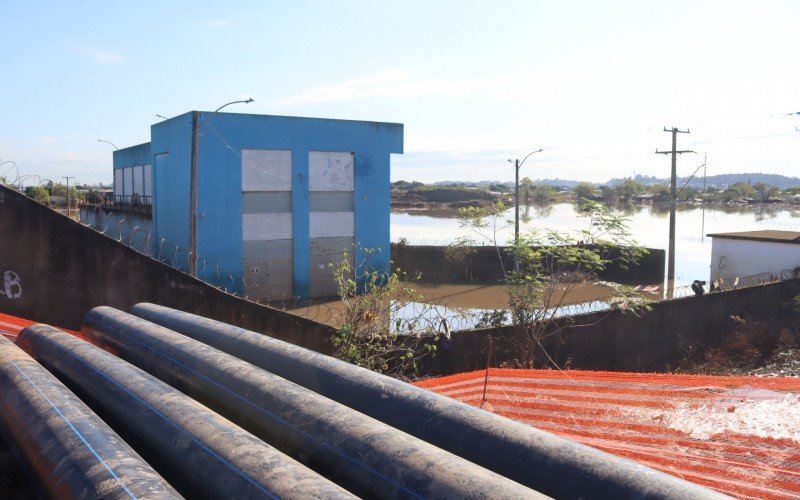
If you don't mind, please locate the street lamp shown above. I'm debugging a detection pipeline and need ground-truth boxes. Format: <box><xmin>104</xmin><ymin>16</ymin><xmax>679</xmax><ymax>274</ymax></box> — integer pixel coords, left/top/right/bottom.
<box><xmin>97</xmin><ymin>139</ymin><xmax>119</xmax><ymax>150</ymax></box>
<box><xmin>507</xmin><ymin>149</ymin><xmax>543</xmax><ymax>246</ymax></box>
<box><xmin>215</xmin><ymin>98</ymin><xmax>254</xmax><ymax>112</ymax></box>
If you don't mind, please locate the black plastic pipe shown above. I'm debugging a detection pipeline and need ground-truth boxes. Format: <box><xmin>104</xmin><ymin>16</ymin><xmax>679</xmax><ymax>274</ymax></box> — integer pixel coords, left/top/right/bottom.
<box><xmin>16</xmin><ymin>324</ymin><xmax>356</xmax><ymax>500</ymax></box>
<box><xmin>0</xmin><ymin>335</ymin><xmax>181</xmax><ymax>500</ymax></box>
<box><xmin>131</xmin><ymin>302</ymin><xmax>728</xmax><ymax>500</ymax></box>
<box><xmin>83</xmin><ymin>306</ymin><xmax>546</xmax><ymax>500</ymax></box>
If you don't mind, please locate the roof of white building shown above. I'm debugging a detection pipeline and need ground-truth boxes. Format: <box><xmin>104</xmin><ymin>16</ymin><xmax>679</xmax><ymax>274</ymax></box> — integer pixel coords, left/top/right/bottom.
<box><xmin>706</xmin><ymin>230</ymin><xmax>800</xmax><ymax>243</ymax></box>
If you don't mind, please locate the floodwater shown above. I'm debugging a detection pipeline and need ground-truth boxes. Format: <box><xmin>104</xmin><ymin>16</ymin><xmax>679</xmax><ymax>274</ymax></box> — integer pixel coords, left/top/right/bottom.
<box><xmin>283</xmin><ymin>282</ymin><xmax>620</xmax><ymax>331</ymax></box>
<box><xmin>391</xmin><ymin>203</ymin><xmax>800</xmax><ymax>287</ymax></box>
<box><xmin>286</xmin><ymin>203</ymin><xmax>800</xmax><ymax>332</ymax></box>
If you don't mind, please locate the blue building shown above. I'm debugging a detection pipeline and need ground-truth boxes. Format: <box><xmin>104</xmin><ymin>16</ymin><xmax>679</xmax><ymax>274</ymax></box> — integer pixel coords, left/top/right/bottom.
<box><xmin>101</xmin><ymin>111</ymin><xmax>403</xmax><ymax>301</ymax></box>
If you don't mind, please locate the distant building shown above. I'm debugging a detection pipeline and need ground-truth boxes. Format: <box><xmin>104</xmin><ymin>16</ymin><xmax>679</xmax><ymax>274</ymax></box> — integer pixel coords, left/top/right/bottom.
<box><xmin>82</xmin><ymin>111</ymin><xmax>403</xmax><ymax>301</ymax></box>
<box><xmin>707</xmin><ymin>230</ymin><xmax>800</xmax><ymax>282</ymax></box>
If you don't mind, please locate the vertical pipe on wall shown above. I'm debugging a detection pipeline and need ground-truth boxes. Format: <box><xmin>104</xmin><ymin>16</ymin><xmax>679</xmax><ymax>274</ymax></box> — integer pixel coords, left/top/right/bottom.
<box><xmin>188</xmin><ymin>111</ymin><xmax>199</xmax><ymax>276</ymax></box>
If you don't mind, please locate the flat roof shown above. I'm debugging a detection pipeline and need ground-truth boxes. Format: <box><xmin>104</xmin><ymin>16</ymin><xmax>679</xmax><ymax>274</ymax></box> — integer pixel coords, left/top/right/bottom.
<box><xmin>706</xmin><ymin>230</ymin><xmax>800</xmax><ymax>244</ymax></box>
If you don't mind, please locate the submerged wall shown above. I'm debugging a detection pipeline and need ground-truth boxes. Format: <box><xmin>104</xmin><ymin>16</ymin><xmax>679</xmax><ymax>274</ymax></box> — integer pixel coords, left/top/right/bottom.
<box><xmin>430</xmin><ymin>277</ymin><xmax>800</xmax><ymax>374</ymax></box>
<box><xmin>0</xmin><ymin>185</ymin><xmax>335</xmax><ymax>353</ymax></box>
<box><xmin>391</xmin><ymin>243</ymin><xmax>666</xmax><ymax>285</ymax></box>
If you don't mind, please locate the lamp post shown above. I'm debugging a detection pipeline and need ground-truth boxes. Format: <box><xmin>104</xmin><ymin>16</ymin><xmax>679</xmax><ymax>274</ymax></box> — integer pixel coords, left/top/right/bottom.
<box><xmin>97</xmin><ymin>139</ymin><xmax>119</xmax><ymax>150</ymax></box>
<box><xmin>507</xmin><ymin>149</ymin><xmax>543</xmax><ymax>245</ymax></box>
<box><xmin>215</xmin><ymin>98</ymin><xmax>254</xmax><ymax>112</ymax></box>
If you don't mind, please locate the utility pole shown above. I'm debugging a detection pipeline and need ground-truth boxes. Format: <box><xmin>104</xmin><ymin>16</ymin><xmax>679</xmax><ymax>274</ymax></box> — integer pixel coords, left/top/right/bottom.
<box><xmin>515</xmin><ymin>159</ymin><xmax>521</xmax><ymax>244</ymax></box>
<box><xmin>63</xmin><ymin>176</ymin><xmax>75</xmax><ymax>218</ymax></box>
<box><xmin>509</xmin><ymin>149</ymin><xmax>543</xmax><ymax>245</ymax></box>
<box><xmin>656</xmin><ymin>127</ymin><xmax>693</xmax><ymax>298</ymax></box>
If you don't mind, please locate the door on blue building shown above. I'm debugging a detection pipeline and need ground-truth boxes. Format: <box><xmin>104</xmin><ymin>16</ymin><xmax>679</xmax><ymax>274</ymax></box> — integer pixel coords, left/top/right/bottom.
<box><xmin>241</xmin><ymin>149</ymin><xmax>294</xmax><ymax>302</ymax></box>
<box><xmin>308</xmin><ymin>151</ymin><xmax>355</xmax><ymax>298</ymax></box>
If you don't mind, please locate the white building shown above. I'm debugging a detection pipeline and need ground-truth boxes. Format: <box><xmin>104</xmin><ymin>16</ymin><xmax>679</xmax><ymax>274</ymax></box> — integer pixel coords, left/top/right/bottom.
<box><xmin>707</xmin><ymin>230</ymin><xmax>800</xmax><ymax>283</ymax></box>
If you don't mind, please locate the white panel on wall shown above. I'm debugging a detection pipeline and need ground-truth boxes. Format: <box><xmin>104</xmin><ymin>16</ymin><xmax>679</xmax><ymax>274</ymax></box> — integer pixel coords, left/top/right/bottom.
<box><xmin>309</xmin><ymin>151</ymin><xmax>354</xmax><ymax>191</ymax></box>
<box><xmin>143</xmin><ymin>164</ymin><xmax>153</xmax><ymax>202</ymax></box>
<box><xmin>309</xmin><ymin>212</ymin><xmax>354</xmax><ymax>238</ymax></box>
<box><xmin>242</xmin><ymin>213</ymin><xmax>293</xmax><ymax>241</ymax></box>
<box><xmin>114</xmin><ymin>169</ymin><xmax>123</xmax><ymax>198</ymax></box>
<box><xmin>242</xmin><ymin>149</ymin><xmax>292</xmax><ymax>192</ymax></box>
<box><xmin>132</xmin><ymin>165</ymin><xmax>144</xmax><ymax>195</ymax></box>
<box><xmin>123</xmin><ymin>167</ymin><xmax>133</xmax><ymax>197</ymax></box>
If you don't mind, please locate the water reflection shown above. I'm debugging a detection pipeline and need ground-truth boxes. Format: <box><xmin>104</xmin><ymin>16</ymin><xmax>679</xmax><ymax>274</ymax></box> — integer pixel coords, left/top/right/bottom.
<box><xmin>392</xmin><ymin>203</ymin><xmax>800</xmax><ymax>286</ymax></box>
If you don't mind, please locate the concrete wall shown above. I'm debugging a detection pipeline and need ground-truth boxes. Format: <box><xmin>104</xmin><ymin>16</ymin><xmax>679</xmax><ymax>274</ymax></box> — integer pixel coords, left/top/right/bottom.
<box><xmin>0</xmin><ymin>185</ymin><xmax>336</xmax><ymax>353</ymax></box>
<box><xmin>428</xmin><ymin>277</ymin><xmax>800</xmax><ymax>375</ymax></box>
<box><xmin>79</xmin><ymin>206</ymin><xmax>155</xmax><ymax>255</ymax></box>
<box><xmin>710</xmin><ymin>237</ymin><xmax>800</xmax><ymax>282</ymax></box>
<box><xmin>391</xmin><ymin>244</ymin><xmax>666</xmax><ymax>285</ymax></box>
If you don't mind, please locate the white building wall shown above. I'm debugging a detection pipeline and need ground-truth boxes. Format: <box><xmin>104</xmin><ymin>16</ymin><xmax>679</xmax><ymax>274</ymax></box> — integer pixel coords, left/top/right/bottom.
<box><xmin>710</xmin><ymin>238</ymin><xmax>800</xmax><ymax>282</ymax></box>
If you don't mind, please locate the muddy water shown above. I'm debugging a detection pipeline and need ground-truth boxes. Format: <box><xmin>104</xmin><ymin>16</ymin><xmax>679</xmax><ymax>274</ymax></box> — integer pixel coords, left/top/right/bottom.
<box><xmin>282</xmin><ymin>203</ymin><xmax>800</xmax><ymax>331</ymax></box>
<box><xmin>280</xmin><ymin>282</ymin><xmax>625</xmax><ymax>331</ymax></box>
<box><xmin>392</xmin><ymin>203</ymin><xmax>800</xmax><ymax>287</ymax></box>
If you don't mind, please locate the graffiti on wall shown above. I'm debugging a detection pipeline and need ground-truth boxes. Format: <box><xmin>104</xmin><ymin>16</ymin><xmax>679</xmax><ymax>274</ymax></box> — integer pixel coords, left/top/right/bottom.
<box><xmin>0</xmin><ymin>271</ymin><xmax>22</xmax><ymax>299</ymax></box>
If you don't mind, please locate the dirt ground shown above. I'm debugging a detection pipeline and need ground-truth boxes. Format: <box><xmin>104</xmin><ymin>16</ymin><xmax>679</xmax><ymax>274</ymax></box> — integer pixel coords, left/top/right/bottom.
<box><xmin>677</xmin><ymin>317</ymin><xmax>800</xmax><ymax>377</ymax></box>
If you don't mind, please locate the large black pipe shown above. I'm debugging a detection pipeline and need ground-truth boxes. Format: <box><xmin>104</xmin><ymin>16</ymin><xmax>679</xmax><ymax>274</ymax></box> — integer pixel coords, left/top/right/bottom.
<box><xmin>0</xmin><ymin>335</ymin><xmax>181</xmax><ymax>499</ymax></box>
<box><xmin>131</xmin><ymin>302</ymin><xmax>727</xmax><ymax>500</ymax></box>
<box><xmin>83</xmin><ymin>306</ymin><xmax>546</xmax><ymax>499</ymax></box>
<box><xmin>16</xmin><ymin>324</ymin><xmax>356</xmax><ymax>500</ymax></box>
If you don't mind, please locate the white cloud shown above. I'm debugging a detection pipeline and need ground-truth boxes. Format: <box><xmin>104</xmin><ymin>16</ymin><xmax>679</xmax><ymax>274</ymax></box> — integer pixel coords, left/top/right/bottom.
<box><xmin>272</xmin><ymin>70</ymin><xmax>526</xmax><ymax>106</ymax></box>
<box><xmin>84</xmin><ymin>48</ymin><xmax>124</xmax><ymax>64</ymax></box>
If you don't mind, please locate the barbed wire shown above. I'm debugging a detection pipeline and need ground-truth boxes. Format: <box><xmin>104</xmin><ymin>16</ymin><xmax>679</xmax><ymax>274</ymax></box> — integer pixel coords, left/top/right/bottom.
<box><xmin>77</xmin><ymin>202</ymin><xmax>800</xmax><ymax>336</ymax></box>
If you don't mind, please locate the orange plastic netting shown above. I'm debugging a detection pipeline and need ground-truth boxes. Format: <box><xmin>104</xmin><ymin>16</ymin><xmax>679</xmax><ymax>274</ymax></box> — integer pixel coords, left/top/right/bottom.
<box><xmin>416</xmin><ymin>368</ymin><xmax>800</xmax><ymax>499</ymax></box>
<box><xmin>0</xmin><ymin>313</ymin><xmax>84</xmax><ymax>342</ymax></box>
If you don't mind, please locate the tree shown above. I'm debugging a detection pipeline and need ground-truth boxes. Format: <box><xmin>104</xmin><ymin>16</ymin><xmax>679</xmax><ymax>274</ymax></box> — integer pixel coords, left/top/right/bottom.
<box><xmin>24</xmin><ymin>186</ymin><xmax>50</xmax><ymax>204</ymax></box>
<box><xmin>531</xmin><ymin>184</ymin><xmax>556</xmax><ymax>204</ymax></box>
<box><xmin>331</xmin><ymin>252</ymin><xmax>439</xmax><ymax>380</ymax></box>
<box><xmin>573</xmin><ymin>182</ymin><xmax>595</xmax><ymax>201</ymax></box>
<box><xmin>614</xmin><ymin>180</ymin><xmax>645</xmax><ymax>201</ymax></box>
<box><xmin>650</xmin><ymin>184</ymin><xmax>671</xmax><ymax>202</ymax></box>
<box><xmin>520</xmin><ymin>177</ymin><xmax>533</xmax><ymax>206</ymax></box>
<box><xmin>51</xmin><ymin>183</ymin><xmax>84</xmax><ymax>206</ymax></box>
<box><xmin>598</xmin><ymin>185</ymin><xmax>618</xmax><ymax>203</ymax></box>
<box><xmin>753</xmin><ymin>182</ymin><xmax>779</xmax><ymax>201</ymax></box>
<box><xmin>731</xmin><ymin>182</ymin><xmax>756</xmax><ymax>199</ymax></box>
<box><xmin>676</xmin><ymin>186</ymin><xmax>699</xmax><ymax>202</ymax></box>
<box><xmin>458</xmin><ymin>200</ymin><xmax>649</xmax><ymax>368</ymax></box>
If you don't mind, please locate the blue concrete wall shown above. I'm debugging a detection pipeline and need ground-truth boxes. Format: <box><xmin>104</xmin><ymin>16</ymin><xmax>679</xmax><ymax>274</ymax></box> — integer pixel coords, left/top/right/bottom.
<box><xmin>113</xmin><ymin>143</ymin><xmax>151</xmax><ymax>169</ymax></box>
<box><xmin>112</xmin><ymin>143</ymin><xmax>151</xmax><ymax>202</ymax></box>
<box><xmin>149</xmin><ymin>112</ymin><xmax>194</xmax><ymax>271</ymax></box>
<box><xmin>188</xmin><ymin>112</ymin><xmax>402</xmax><ymax>297</ymax></box>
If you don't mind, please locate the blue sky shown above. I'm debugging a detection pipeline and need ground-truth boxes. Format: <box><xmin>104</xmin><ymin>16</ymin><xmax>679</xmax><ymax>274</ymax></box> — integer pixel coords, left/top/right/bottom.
<box><xmin>1</xmin><ymin>1</ymin><xmax>798</xmax><ymax>185</ymax></box>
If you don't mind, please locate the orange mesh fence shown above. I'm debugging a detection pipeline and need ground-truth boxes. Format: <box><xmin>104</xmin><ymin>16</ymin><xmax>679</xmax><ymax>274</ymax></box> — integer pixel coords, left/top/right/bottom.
<box><xmin>417</xmin><ymin>368</ymin><xmax>800</xmax><ymax>499</ymax></box>
<box><xmin>0</xmin><ymin>312</ymin><xmax>85</xmax><ymax>342</ymax></box>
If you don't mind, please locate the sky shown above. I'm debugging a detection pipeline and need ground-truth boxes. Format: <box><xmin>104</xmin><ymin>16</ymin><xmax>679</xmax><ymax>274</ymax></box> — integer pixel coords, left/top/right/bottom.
<box><xmin>1</xmin><ymin>0</ymin><xmax>799</xmax><ymax>186</ymax></box>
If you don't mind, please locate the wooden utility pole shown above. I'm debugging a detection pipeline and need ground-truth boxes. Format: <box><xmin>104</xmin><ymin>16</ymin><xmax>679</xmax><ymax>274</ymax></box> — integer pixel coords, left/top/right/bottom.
<box><xmin>656</xmin><ymin>127</ymin><xmax>693</xmax><ymax>298</ymax></box>
<box><xmin>62</xmin><ymin>176</ymin><xmax>75</xmax><ymax>218</ymax></box>
<box><xmin>188</xmin><ymin>111</ymin><xmax>199</xmax><ymax>276</ymax></box>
